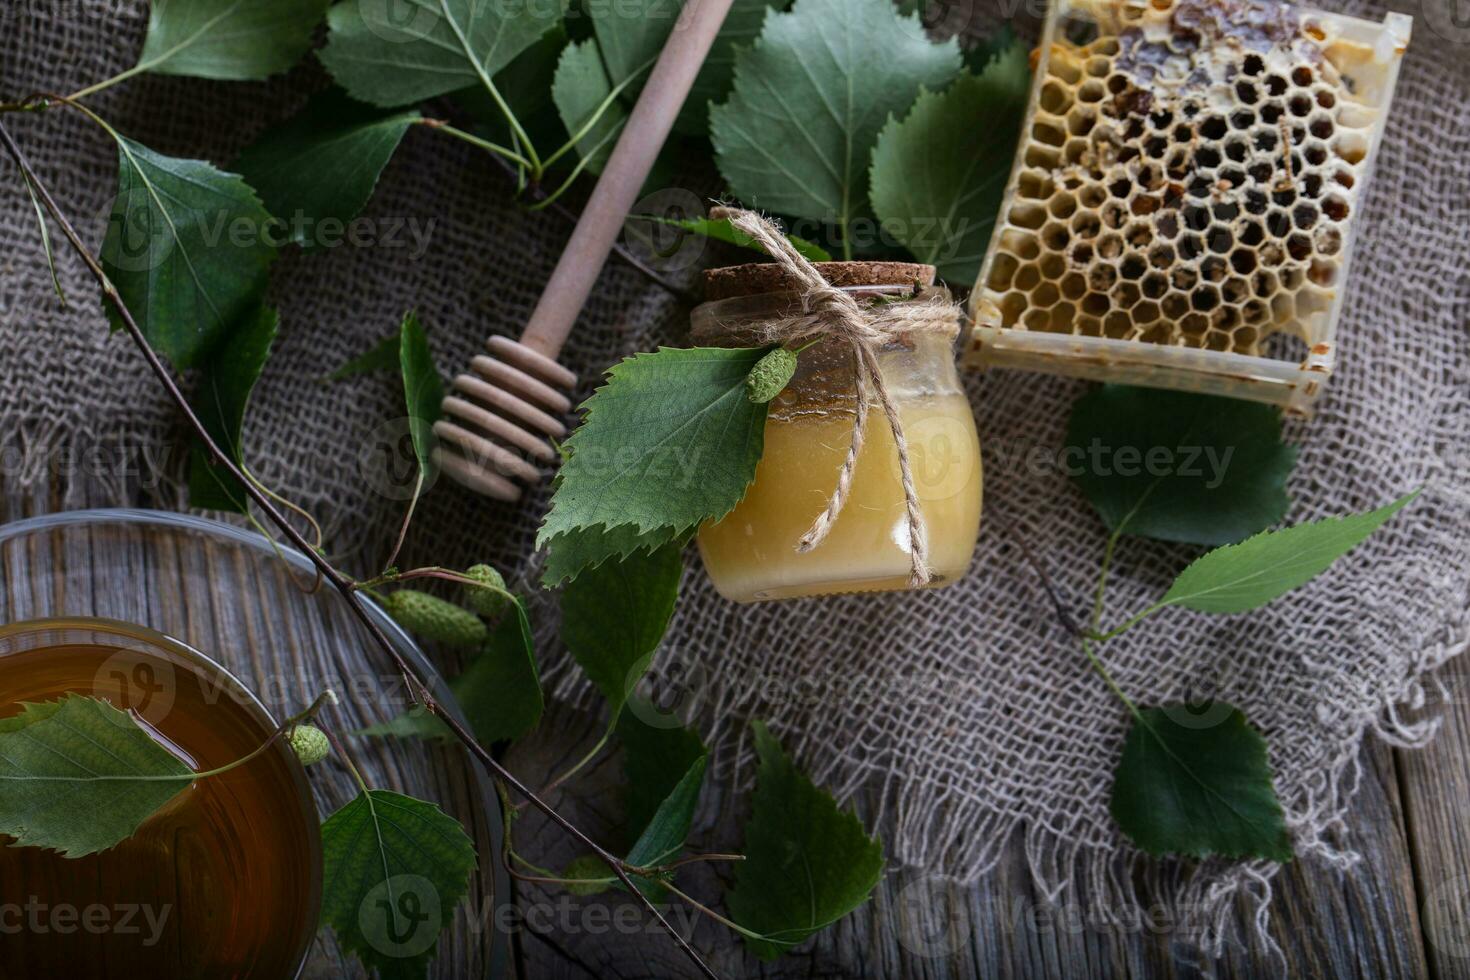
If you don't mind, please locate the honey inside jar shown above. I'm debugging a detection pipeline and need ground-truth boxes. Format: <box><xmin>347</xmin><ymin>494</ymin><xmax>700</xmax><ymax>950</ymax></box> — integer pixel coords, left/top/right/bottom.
<box><xmin>693</xmin><ymin>263</ymin><xmax>983</xmax><ymax>602</ymax></box>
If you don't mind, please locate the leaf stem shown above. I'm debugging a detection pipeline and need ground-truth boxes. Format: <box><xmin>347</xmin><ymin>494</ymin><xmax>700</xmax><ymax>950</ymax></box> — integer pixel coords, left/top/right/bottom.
<box><xmin>1089</xmin><ymin>600</ymin><xmax>1172</xmax><ymax>644</ymax></box>
<box><xmin>520</xmin><ymin>727</ymin><xmax>612</xmax><ymax>810</ymax></box>
<box><xmin>382</xmin><ymin>471</ymin><xmax>424</xmax><ymax>574</ymax></box>
<box><xmin>420</xmin><ymin>119</ymin><xmax>534</xmax><ymax>170</ymax></box>
<box><xmin>0</xmin><ymin>120</ymin><xmax>718</xmax><ymax>980</ymax></box>
<box><xmin>528</xmin><ymin>127</ymin><xmax>618</xmax><ymax>212</ymax></box>
<box><xmin>540</xmin><ymin>54</ymin><xmax>657</xmax><ymax>173</ymax></box>
<box><xmin>1079</xmin><ymin>637</ymin><xmax>1144</xmax><ymax>722</ymax></box>
<box><xmin>662</xmin><ymin>881</ymin><xmax>769</xmax><ymax>943</ymax></box>
<box><xmin>1091</xmin><ymin>528</ymin><xmax>1122</xmax><ymax>633</ymax></box>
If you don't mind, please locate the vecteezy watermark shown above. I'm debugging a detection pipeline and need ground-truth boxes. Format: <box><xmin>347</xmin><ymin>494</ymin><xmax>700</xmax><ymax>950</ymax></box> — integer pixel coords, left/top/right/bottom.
<box><xmin>988</xmin><ymin>437</ymin><xmax>1238</xmax><ymax>489</ymax></box>
<box><xmin>0</xmin><ymin>899</ymin><xmax>172</xmax><ymax>947</ymax></box>
<box><xmin>360</xmin><ymin>875</ymin><xmax>444</xmax><ymax>961</ymax></box>
<box><xmin>358</xmin><ymin>417</ymin><xmax>443</xmax><ymax>501</ymax></box>
<box><xmin>1421</xmin><ymin>0</ymin><xmax>1470</xmax><ymax>43</ymax></box>
<box><xmin>97</xmin><ymin>193</ymin><xmax>436</xmax><ymax>273</ymax></box>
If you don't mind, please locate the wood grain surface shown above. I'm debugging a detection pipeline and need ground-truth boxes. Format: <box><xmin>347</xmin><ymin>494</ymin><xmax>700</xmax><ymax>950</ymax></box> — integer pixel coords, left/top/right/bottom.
<box><xmin>4</xmin><ymin>477</ymin><xmax>1466</xmax><ymax>980</ymax></box>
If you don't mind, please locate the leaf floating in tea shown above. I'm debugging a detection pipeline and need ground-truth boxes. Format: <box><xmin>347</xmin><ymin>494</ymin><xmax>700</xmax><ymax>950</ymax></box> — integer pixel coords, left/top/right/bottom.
<box><xmin>1111</xmin><ymin>704</ymin><xmax>1292</xmax><ymax>861</ymax></box>
<box><xmin>320</xmin><ymin>790</ymin><xmax>477</xmax><ymax>979</ymax></box>
<box><xmin>0</xmin><ymin>694</ymin><xmax>192</xmax><ymax>858</ymax></box>
<box><xmin>728</xmin><ymin>722</ymin><xmax>883</xmax><ymax>959</ymax></box>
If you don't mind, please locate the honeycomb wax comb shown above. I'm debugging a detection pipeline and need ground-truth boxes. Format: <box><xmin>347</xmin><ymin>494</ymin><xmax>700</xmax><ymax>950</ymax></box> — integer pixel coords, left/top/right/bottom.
<box><xmin>967</xmin><ymin>0</ymin><xmax>1411</xmax><ymax>415</ymax></box>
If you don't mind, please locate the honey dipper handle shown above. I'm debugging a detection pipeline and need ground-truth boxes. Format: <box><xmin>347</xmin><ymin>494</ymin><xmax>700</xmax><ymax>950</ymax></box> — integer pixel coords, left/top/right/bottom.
<box><xmin>518</xmin><ymin>0</ymin><xmax>736</xmax><ymax>361</ymax></box>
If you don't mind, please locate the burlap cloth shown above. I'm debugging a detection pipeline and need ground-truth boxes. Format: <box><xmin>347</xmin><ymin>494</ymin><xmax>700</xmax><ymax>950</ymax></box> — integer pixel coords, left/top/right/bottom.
<box><xmin>2</xmin><ymin>0</ymin><xmax>1467</xmax><ymax>959</ymax></box>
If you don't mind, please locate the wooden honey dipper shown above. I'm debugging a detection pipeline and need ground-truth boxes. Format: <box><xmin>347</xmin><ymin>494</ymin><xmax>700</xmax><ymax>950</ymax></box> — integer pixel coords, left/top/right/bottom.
<box><xmin>435</xmin><ymin>0</ymin><xmax>737</xmax><ymax>501</ymax></box>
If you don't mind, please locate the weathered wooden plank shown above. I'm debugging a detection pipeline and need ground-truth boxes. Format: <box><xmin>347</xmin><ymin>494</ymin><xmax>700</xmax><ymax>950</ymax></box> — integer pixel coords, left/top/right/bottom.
<box><xmin>1396</xmin><ymin>670</ymin><xmax>1470</xmax><ymax>980</ymax></box>
<box><xmin>508</xmin><ymin>700</ymin><xmax>1430</xmax><ymax>979</ymax></box>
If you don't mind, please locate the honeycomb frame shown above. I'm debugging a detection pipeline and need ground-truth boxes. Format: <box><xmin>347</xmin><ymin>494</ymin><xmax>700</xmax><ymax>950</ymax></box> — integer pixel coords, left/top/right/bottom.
<box><xmin>966</xmin><ymin>0</ymin><xmax>1411</xmax><ymax>415</ymax></box>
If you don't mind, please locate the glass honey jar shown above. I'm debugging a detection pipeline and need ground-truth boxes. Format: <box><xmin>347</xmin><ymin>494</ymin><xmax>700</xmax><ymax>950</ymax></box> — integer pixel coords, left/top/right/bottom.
<box><xmin>693</xmin><ymin>261</ymin><xmax>983</xmax><ymax>602</ymax></box>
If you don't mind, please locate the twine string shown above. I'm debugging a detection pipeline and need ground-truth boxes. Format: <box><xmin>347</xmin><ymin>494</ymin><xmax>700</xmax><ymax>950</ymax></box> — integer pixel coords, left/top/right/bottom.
<box><xmin>724</xmin><ymin>209</ymin><xmax>964</xmax><ymax>587</ymax></box>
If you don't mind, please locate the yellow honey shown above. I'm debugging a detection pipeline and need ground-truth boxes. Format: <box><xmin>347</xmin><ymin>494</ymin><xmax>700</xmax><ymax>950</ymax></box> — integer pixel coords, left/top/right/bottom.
<box><xmin>690</xmin><ymin>265</ymin><xmax>982</xmax><ymax>603</ymax></box>
<box><xmin>698</xmin><ymin>391</ymin><xmax>982</xmax><ymax>601</ymax></box>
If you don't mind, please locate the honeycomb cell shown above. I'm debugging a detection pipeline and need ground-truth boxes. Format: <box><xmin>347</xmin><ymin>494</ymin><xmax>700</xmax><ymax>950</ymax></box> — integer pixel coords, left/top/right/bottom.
<box><xmin>971</xmin><ymin>0</ymin><xmax>1389</xmax><ymax>372</ymax></box>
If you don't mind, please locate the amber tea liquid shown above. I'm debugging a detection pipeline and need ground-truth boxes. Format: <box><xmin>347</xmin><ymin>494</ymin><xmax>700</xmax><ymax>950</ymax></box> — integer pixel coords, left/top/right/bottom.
<box><xmin>0</xmin><ymin>621</ymin><xmax>320</xmax><ymax>979</ymax></box>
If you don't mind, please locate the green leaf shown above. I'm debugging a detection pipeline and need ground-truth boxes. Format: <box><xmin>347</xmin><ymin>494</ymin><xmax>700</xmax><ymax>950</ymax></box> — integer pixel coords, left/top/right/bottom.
<box><xmin>354</xmin><ymin>706</ymin><xmax>456</xmax><ymax>745</ymax></box>
<box><xmin>0</xmin><ymin>694</ymin><xmax>192</xmax><ymax>858</ymax></box>
<box><xmin>188</xmin><ymin>304</ymin><xmax>279</xmax><ymax>513</ymax></box>
<box><xmin>642</xmin><ymin>215</ymin><xmax>832</xmax><ymax>262</ymax></box>
<box><xmin>1159</xmin><ymin>491</ymin><xmax>1418</xmax><ymax>614</ymax></box>
<box><xmin>729</xmin><ymin>721</ymin><xmax>884</xmax><ymax>959</ymax></box>
<box><xmin>870</xmin><ymin>44</ymin><xmax>1029</xmax><ymax>285</ymax></box>
<box><xmin>537</xmin><ymin>347</ymin><xmax>770</xmax><ymax>574</ymax></box>
<box><xmin>617</xmin><ymin>714</ymin><xmax>708</xmax><ymax>846</ymax></box>
<box><xmin>101</xmin><ymin>136</ymin><xmax>277</xmax><ymax>369</ymax></box>
<box><xmin>325</xmin><ymin>332</ymin><xmax>401</xmax><ymax>382</ymax></box>
<box><xmin>399</xmin><ymin>311</ymin><xmax>444</xmax><ymax>490</ymax></box>
<box><xmin>586</xmin><ymin>0</ymin><xmax>784</xmax><ymax>136</ymax></box>
<box><xmin>965</xmin><ymin>21</ymin><xmax>1018</xmax><ymax>73</ymax></box>
<box><xmin>540</xmin><ymin>523</ymin><xmax>685</xmax><ymax>588</ymax></box>
<box><xmin>320</xmin><ymin>0</ymin><xmax>566</xmax><ymax>108</ymax></box>
<box><xmin>456</xmin><ymin>24</ymin><xmax>571</xmax><ymax>152</ymax></box>
<box><xmin>561</xmin><ymin>544</ymin><xmax>682</xmax><ymax>720</ymax></box>
<box><xmin>1065</xmin><ymin>386</ymin><xmax>1297</xmax><ymax>547</ymax></box>
<box><xmin>1111</xmin><ymin>704</ymin><xmax>1291</xmax><ymax>861</ymax></box>
<box><xmin>320</xmin><ymin>790</ymin><xmax>477</xmax><ymax>979</ymax></box>
<box><xmin>234</xmin><ymin>91</ymin><xmax>419</xmax><ymax>250</ymax></box>
<box><xmin>551</xmin><ymin>39</ymin><xmax>628</xmax><ymax>174</ymax></box>
<box><xmin>626</xmin><ymin>757</ymin><xmax>706</xmax><ymax>898</ymax></box>
<box><xmin>135</xmin><ymin>0</ymin><xmax>330</xmax><ymax>81</ymax></box>
<box><xmin>453</xmin><ymin>600</ymin><xmax>543</xmax><ymax>744</ymax></box>
<box><xmin>710</xmin><ymin>0</ymin><xmax>961</xmax><ymax>249</ymax></box>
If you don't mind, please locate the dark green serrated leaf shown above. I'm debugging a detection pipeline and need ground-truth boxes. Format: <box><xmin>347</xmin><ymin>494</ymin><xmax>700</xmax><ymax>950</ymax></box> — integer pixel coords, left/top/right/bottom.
<box><xmin>234</xmin><ymin>90</ymin><xmax>419</xmax><ymax>250</ymax></box>
<box><xmin>618</xmin><ymin>714</ymin><xmax>708</xmax><ymax>847</ymax></box>
<box><xmin>540</xmin><ymin>522</ymin><xmax>685</xmax><ymax>587</ymax></box>
<box><xmin>561</xmin><ymin>544</ymin><xmax>682</xmax><ymax>720</ymax></box>
<box><xmin>626</xmin><ymin>756</ymin><xmax>706</xmax><ymax>899</ymax></box>
<box><xmin>454</xmin><ymin>24</ymin><xmax>571</xmax><ymax>153</ymax></box>
<box><xmin>1159</xmin><ymin>491</ymin><xmax>1418</xmax><ymax>614</ymax></box>
<box><xmin>399</xmin><ymin>311</ymin><xmax>444</xmax><ymax>488</ymax></box>
<box><xmin>320</xmin><ymin>790</ymin><xmax>477</xmax><ymax>980</ymax></box>
<box><xmin>640</xmin><ymin>215</ymin><xmax>832</xmax><ymax>262</ymax></box>
<box><xmin>0</xmin><ymin>694</ymin><xmax>193</xmax><ymax>858</ymax></box>
<box><xmin>1111</xmin><ymin>704</ymin><xmax>1291</xmax><ymax>861</ymax></box>
<box><xmin>188</xmin><ymin>304</ymin><xmax>279</xmax><ymax>513</ymax></box>
<box><xmin>101</xmin><ymin>136</ymin><xmax>277</xmax><ymax>369</ymax></box>
<box><xmin>134</xmin><ymin>0</ymin><xmax>329</xmax><ymax>81</ymax></box>
<box><xmin>453</xmin><ymin>600</ymin><xmax>543</xmax><ymax>744</ymax></box>
<box><xmin>729</xmin><ymin>721</ymin><xmax>884</xmax><ymax>959</ymax></box>
<box><xmin>870</xmin><ymin>43</ymin><xmax>1029</xmax><ymax>285</ymax></box>
<box><xmin>551</xmin><ymin>38</ymin><xmax>629</xmax><ymax>174</ymax></box>
<box><xmin>965</xmin><ymin>21</ymin><xmax>1018</xmax><ymax>72</ymax></box>
<box><xmin>1065</xmin><ymin>385</ymin><xmax>1298</xmax><ymax>547</ymax></box>
<box><xmin>537</xmin><ymin>347</ymin><xmax>769</xmax><ymax>567</ymax></box>
<box><xmin>711</xmin><ymin>0</ymin><xmax>961</xmax><ymax>248</ymax></box>
<box><xmin>585</xmin><ymin>0</ymin><xmax>784</xmax><ymax>136</ymax></box>
<box><xmin>320</xmin><ymin>0</ymin><xmax>565</xmax><ymax>108</ymax></box>
<box><xmin>354</xmin><ymin>706</ymin><xmax>456</xmax><ymax>745</ymax></box>
<box><xmin>325</xmin><ymin>332</ymin><xmax>401</xmax><ymax>382</ymax></box>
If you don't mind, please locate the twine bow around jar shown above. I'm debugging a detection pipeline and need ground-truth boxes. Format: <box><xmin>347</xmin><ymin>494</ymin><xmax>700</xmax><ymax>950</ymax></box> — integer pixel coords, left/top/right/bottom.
<box><xmin>722</xmin><ymin>208</ymin><xmax>967</xmax><ymax>587</ymax></box>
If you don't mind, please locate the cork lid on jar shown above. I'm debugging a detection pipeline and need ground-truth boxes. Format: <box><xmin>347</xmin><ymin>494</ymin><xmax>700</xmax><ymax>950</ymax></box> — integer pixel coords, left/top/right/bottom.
<box><xmin>702</xmin><ymin>260</ymin><xmax>936</xmax><ymax>302</ymax></box>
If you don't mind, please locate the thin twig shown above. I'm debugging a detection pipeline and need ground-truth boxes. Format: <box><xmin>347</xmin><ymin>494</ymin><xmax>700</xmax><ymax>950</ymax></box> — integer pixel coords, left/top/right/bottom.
<box><xmin>0</xmin><ymin>121</ymin><xmax>719</xmax><ymax>980</ymax></box>
<box><xmin>482</xmin><ymin>152</ymin><xmax>697</xmax><ymax>304</ymax></box>
<box><xmin>997</xmin><ymin>516</ymin><xmax>1083</xmax><ymax>638</ymax></box>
